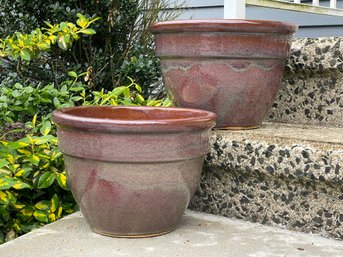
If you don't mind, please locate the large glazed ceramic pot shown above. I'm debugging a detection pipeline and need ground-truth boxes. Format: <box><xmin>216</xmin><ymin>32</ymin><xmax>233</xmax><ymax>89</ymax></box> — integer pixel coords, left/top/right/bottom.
<box><xmin>52</xmin><ymin>106</ymin><xmax>216</xmax><ymax>238</ymax></box>
<box><xmin>151</xmin><ymin>20</ymin><xmax>298</xmax><ymax>129</ymax></box>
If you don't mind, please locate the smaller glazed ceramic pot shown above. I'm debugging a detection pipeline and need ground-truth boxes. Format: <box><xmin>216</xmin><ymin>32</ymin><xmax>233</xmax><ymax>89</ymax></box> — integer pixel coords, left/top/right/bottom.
<box><xmin>151</xmin><ymin>19</ymin><xmax>298</xmax><ymax>129</ymax></box>
<box><xmin>52</xmin><ymin>106</ymin><xmax>216</xmax><ymax>238</ymax></box>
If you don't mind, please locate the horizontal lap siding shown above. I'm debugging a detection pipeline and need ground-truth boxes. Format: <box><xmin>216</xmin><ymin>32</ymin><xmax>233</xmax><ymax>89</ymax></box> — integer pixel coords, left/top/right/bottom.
<box><xmin>167</xmin><ymin>0</ymin><xmax>343</xmax><ymax>37</ymax></box>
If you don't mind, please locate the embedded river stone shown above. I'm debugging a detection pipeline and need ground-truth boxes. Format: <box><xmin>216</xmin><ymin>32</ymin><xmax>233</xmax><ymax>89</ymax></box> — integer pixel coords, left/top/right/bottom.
<box><xmin>189</xmin><ymin>125</ymin><xmax>343</xmax><ymax>240</ymax></box>
<box><xmin>268</xmin><ymin>37</ymin><xmax>343</xmax><ymax>127</ymax></box>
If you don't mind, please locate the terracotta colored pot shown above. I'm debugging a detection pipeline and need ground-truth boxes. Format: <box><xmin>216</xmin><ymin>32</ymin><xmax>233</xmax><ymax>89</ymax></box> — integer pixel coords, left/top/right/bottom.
<box><xmin>52</xmin><ymin>106</ymin><xmax>216</xmax><ymax>238</ymax></box>
<box><xmin>151</xmin><ymin>19</ymin><xmax>298</xmax><ymax>129</ymax></box>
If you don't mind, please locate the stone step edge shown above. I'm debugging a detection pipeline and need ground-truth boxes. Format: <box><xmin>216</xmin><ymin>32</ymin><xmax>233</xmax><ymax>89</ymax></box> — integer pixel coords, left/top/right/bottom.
<box><xmin>208</xmin><ymin>123</ymin><xmax>343</xmax><ymax>185</ymax></box>
<box><xmin>288</xmin><ymin>37</ymin><xmax>343</xmax><ymax>72</ymax></box>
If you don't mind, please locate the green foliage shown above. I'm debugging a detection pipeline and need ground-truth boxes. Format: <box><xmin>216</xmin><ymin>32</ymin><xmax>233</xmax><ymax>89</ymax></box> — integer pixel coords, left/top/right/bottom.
<box><xmin>0</xmin><ymin>0</ymin><xmax>184</xmax><ymax>95</ymax></box>
<box><xmin>0</xmin><ymin>115</ymin><xmax>75</xmax><ymax>244</ymax></box>
<box><xmin>82</xmin><ymin>77</ymin><xmax>172</xmax><ymax>107</ymax></box>
<box><xmin>0</xmin><ymin>13</ymin><xmax>99</xmax><ymax>88</ymax></box>
<box><xmin>0</xmin><ymin>73</ymin><xmax>171</xmax><ymax>244</ymax></box>
<box><xmin>0</xmin><ymin>73</ymin><xmax>87</xmax><ymax>126</ymax></box>
<box><xmin>0</xmin><ymin>0</ymin><xmax>181</xmax><ymax>243</ymax></box>
<box><xmin>0</xmin><ymin>13</ymin><xmax>99</xmax><ymax>59</ymax></box>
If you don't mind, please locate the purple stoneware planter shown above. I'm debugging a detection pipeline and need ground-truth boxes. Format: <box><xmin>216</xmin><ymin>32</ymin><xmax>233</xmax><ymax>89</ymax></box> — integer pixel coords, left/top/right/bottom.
<box><xmin>151</xmin><ymin>19</ymin><xmax>298</xmax><ymax>129</ymax></box>
<box><xmin>52</xmin><ymin>106</ymin><xmax>216</xmax><ymax>238</ymax></box>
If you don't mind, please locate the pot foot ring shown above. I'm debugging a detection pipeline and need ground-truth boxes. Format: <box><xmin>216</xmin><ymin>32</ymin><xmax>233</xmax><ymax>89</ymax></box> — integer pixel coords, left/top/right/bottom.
<box><xmin>216</xmin><ymin>125</ymin><xmax>260</xmax><ymax>130</ymax></box>
<box><xmin>92</xmin><ymin>227</ymin><xmax>176</xmax><ymax>238</ymax></box>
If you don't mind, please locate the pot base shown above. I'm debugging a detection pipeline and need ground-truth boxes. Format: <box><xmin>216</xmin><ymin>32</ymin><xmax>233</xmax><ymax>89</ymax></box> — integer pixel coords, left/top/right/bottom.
<box><xmin>92</xmin><ymin>227</ymin><xmax>176</xmax><ymax>238</ymax></box>
<box><xmin>216</xmin><ymin>125</ymin><xmax>260</xmax><ymax>130</ymax></box>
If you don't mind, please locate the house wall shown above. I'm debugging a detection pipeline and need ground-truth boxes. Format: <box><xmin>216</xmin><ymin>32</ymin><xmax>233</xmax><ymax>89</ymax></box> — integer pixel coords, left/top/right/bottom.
<box><xmin>167</xmin><ymin>0</ymin><xmax>343</xmax><ymax>37</ymax></box>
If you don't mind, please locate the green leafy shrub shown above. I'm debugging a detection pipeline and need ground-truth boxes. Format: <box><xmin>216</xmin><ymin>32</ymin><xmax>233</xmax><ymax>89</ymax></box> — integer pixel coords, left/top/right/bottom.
<box><xmin>0</xmin><ymin>13</ymin><xmax>99</xmax><ymax>87</ymax></box>
<box><xmin>0</xmin><ymin>73</ymin><xmax>172</xmax><ymax>244</ymax></box>
<box><xmin>0</xmin><ymin>0</ymin><xmax>184</xmax><ymax>95</ymax></box>
<box><xmin>0</xmin><ymin>72</ymin><xmax>86</xmax><ymax>126</ymax></box>
<box><xmin>0</xmin><ymin>115</ymin><xmax>75</xmax><ymax>243</ymax></box>
<box><xmin>0</xmin><ymin>0</ymin><xmax>180</xmax><ymax>243</ymax></box>
<box><xmin>82</xmin><ymin>77</ymin><xmax>172</xmax><ymax>107</ymax></box>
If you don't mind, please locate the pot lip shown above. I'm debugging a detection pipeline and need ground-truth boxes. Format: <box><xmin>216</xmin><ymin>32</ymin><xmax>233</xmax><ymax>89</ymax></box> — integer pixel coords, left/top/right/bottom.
<box><xmin>151</xmin><ymin>19</ymin><xmax>298</xmax><ymax>34</ymax></box>
<box><xmin>52</xmin><ymin>106</ymin><xmax>217</xmax><ymax>133</ymax></box>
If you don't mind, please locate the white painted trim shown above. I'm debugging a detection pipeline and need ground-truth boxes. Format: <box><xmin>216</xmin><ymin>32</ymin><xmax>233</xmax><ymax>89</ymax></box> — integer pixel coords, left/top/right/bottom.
<box><xmin>223</xmin><ymin>0</ymin><xmax>246</xmax><ymax>19</ymax></box>
<box><xmin>247</xmin><ymin>0</ymin><xmax>343</xmax><ymax>16</ymax></box>
<box><xmin>330</xmin><ymin>0</ymin><xmax>337</xmax><ymax>8</ymax></box>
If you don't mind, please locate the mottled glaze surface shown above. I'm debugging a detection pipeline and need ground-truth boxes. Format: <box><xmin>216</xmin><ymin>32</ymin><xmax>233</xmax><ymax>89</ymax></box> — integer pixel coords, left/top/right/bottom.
<box><xmin>52</xmin><ymin>106</ymin><xmax>216</xmax><ymax>237</ymax></box>
<box><xmin>152</xmin><ymin>19</ymin><xmax>297</xmax><ymax>128</ymax></box>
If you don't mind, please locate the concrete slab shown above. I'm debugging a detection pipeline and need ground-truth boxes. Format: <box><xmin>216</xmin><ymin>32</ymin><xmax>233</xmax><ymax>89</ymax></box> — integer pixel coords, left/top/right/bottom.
<box><xmin>0</xmin><ymin>210</ymin><xmax>342</xmax><ymax>257</ymax></box>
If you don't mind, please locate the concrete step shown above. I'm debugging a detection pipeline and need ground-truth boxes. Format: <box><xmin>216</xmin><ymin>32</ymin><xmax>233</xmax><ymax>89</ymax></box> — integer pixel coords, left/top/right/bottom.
<box><xmin>267</xmin><ymin>37</ymin><xmax>343</xmax><ymax>127</ymax></box>
<box><xmin>189</xmin><ymin>123</ymin><xmax>343</xmax><ymax>240</ymax></box>
<box><xmin>0</xmin><ymin>210</ymin><xmax>343</xmax><ymax>257</ymax></box>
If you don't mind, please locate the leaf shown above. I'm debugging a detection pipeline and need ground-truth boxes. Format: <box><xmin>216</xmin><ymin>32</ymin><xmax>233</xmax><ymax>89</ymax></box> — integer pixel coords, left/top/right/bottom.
<box><xmin>60</xmin><ymin>84</ymin><xmax>68</xmax><ymax>93</ymax></box>
<box><xmin>76</xmin><ymin>19</ymin><xmax>88</xmax><ymax>29</ymax></box>
<box><xmin>0</xmin><ymin>191</ymin><xmax>9</xmax><ymax>205</ymax></box>
<box><xmin>62</xmin><ymin>202</ymin><xmax>76</xmax><ymax>214</ymax></box>
<box><xmin>14</xmin><ymin>169</ymin><xmax>27</xmax><ymax>178</ymax></box>
<box><xmin>111</xmin><ymin>86</ymin><xmax>127</xmax><ymax>97</ymax></box>
<box><xmin>76</xmin><ymin>12</ymin><xmax>86</xmax><ymax>19</ymax></box>
<box><xmin>35</xmin><ymin>200</ymin><xmax>50</xmax><ymax>211</ymax></box>
<box><xmin>13</xmin><ymin>220</ymin><xmax>21</xmax><ymax>232</ymax></box>
<box><xmin>17</xmin><ymin>149</ymin><xmax>32</xmax><ymax>156</ymax></box>
<box><xmin>33</xmin><ymin>210</ymin><xmax>48</xmax><ymax>223</ymax></box>
<box><xmin>0</xmin><ymin>160</ymin><xmax>9</xmax><ymax>169</ymax></box>
<box><xmin>162</xmin><ymin>98</ymin><xmax>172</xmax><ymax>107</ymax></box>
<box><xmin>34</xmin><ymin>135</ymin><xmax>55</xmax><ymax>145</ymax></box>
<box><xmin>48</xmin><ymin>213</ymin><xmax>56</xmax><ymax>222</ymax></box>
<box><xmin>14</xmin><ymin>83</ymin><xmax>23</xmax><ymax>89</ymax></box>
<box><xmin>43</xmin><ymin>21</ymin><xmax>54</xmax><ymax>28</ymax></box>
<box><xmin>56</xmin><ymin>173</ymin><xmax>68</xmax><ymax>190</ymax></box>
<box><xmin>13</xmin><ymin>181</ymin><xmax>31</xmax><ymax>190</ymax></box>
<box><xmin>37</xmin><ymin>172</ymin><xmax>55</xmax><ymax>189</ymax></box>
<box><xmin>79</xmin><ymin>28</ymin><xmax>96</xmax><ymax>35</ymax></box>
<box><xmin>5</xmin><ymin>191</ymin><xmax>16</xmax><ymax>205</ymax></box>
<box><xmin>32</xmin><ymin>114</ymin><xmax>37</xmax><ymax>129</ymax></box>
<box><xmin>20</xmin><ymin>207</ymin><xmax>34</xmax><ymax>220</ymax></box>
<box><xmin>20</xmin><ymin>49</ymin><xmax>31</xmax><ymax>61</ymax></box>
<box><xmin>29</xmin><ymin>155</ymin><xmax>40</xmax><ymax>166</ymax></box>
<box><xmin>68</xmin><ymin>71</ymin><xmax>77</xmax><ymax>78</ymax></box>
<box><xmin>57</xmin><ymin>206</ymin><xmax>63</xmax><ymax>218</ymax></box>
<box><xmin>37</xmin><ymin>42</ymin><xmax>50</xmax><ymax>50</ymax></box>
<box><xmin>0</xmin><ymin>178</ymin><xmax>17</xmax><ymax>190</ymax></box>
<box><xmin>123</xmin><ymin>88</ymin><xmax>131</xmax><ymax>98</ymax></box>
<box><xmin>7</xmin><ymin>141</ymin><xmax>29</xmax><ymax>149</ymax></box>
<box><xmin>50</xmin><ymin>194</ymin><xmax>59</xmax><ymax>213</ymax></box>
<box><xmin>136</xmin><ymin>93</ymin><xmax>145</xmax><ymax>103</ymax></box>
<box><xmin>135</xmin><ymin>84</ymin><xmax>142</xmax><ymax>93</ymax></box>
<box><xmin>69</xmin><ymin>86</ymin><xmax>85</xmax><ymax>92</ymax></box>
<box><xmin>14</xmin><ymin>203</ymin><xmax>25</xmax><ymax>210</ymax></box>
<box><xmin>40</xmin><ymin>121</ymin><xmax>51</xmax><ymax>136</ymax></box>
<box><xmin>53</xmin><ymin>97</ymin><xmax>61</xmax><ymax>108</ymax></box>
<box><xmin>57</xmin><ymin>36</ymin><xmax>67</xmax><ymax>50</ymax></box>
<box><xmin>63</xmin><ymin>34</ymin><xmax>71</xmax><ymax>44</ymax></box>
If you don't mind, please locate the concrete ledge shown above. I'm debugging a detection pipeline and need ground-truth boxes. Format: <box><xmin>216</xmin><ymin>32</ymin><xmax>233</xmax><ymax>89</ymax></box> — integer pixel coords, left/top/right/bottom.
<box><xmin>190</xmin><ymin>124</ymin><xmax>343</xmax><ymax>240</ymax></box>
<box><xmin>1</xmin><ymin>210</ymin><xmax>343</xmax><ymax>257</ymax></box>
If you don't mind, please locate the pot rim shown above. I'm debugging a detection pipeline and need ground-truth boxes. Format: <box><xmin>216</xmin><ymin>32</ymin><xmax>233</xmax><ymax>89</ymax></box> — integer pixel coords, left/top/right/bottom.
<box><xmin>151</xmin><ymin>19</ymin><xmax>298</xmax><ymax>34</ymax></box>
<box><xmin>52</xmin><ymin>106</ymin><xmax>217</xmax><ymax>133</ymax></box>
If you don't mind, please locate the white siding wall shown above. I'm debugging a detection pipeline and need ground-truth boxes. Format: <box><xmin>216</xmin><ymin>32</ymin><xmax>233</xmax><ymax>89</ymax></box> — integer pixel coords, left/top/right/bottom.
<box><xmin>167</xmin><ymin>0</ymin><xmax>343</xmax><ymax>37</ymax></box>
